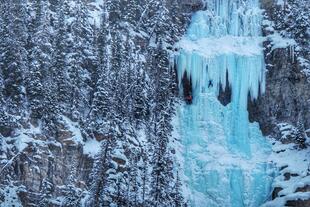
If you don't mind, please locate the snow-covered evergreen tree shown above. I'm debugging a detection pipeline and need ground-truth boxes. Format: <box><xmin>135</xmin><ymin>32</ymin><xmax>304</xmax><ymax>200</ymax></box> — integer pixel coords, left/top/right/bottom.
<box><xmin>296</xmin><ymin>114</ymin><xmax>306</xmax><ymax>148</ymax></box>
<box><xmin>148</xmin><ymin>41</ymin><xmax>176</xmax><ymax>206</ymax></box>
<box><xmin>0</xmin><ymin>0</ymin><xmax>28</xmax><ymax>114</ymax></box>
<box><xmin>27</xmin><ymin>0</ymin><xmax>53</xmax><ymax>119</ymax></box>
<box><xmin>0</xmin><ymin>0</ymin><xmax>188</xmax><ymax>205</ymax></box>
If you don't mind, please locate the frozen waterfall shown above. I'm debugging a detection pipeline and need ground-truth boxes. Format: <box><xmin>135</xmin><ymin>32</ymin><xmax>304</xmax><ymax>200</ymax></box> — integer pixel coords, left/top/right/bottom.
<box><xmin>173</xmin><ymin>0</ymin><xmax>275</xmax><ymax>206</ymax></box>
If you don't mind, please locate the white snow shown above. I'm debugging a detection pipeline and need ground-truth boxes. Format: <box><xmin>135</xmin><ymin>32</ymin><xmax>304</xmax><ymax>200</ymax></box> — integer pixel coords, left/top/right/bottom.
<box><xmin>83</xmin><ymin>138</ymin><xmax>101</xmax><ymax>158</ymax></box>
<box><xmin>0</xmin><ymin>185</ymin><xmax>23</xmax><ymax>207</ymax></box>
<box><xmin>61</xmin><ymin>116</ymin><xmax>101</xmax><ymax>157</ymax></box>
<box><xmin>267</xmin><ymin>32</ymin><xmax>296</xmax><ymax>51</ymax></box>
<box><xmin>177</xmin><ymin>36</ymin><xmax>264</xmax><ymax>58</ymax></box>
<box><xmin>61</xmin><ymin>116</ymin><xmax>84</xmax><ymax>144</ymax></box>
<box><xmin>276</xmin><ymin>0</ymin><xmax>285</xmax><ymax>7</ymax></box>
<box><xmin>13</xmin><ymin>123</ymin><xmax>42</xmax><ymax>152</ymax></box>
<box><xmin>6</xmin><ymin>116</ymin><xmax>101</xmax><ymax>158</ymax></box>
<box><xmin>262</xmin><ymin>139</ymin><xmax>310</xmax><ymax>206</ymax></box>
<box><xmin>15</xmin><ymin>133</ymin><xmax>34</xmax><ymax>152</ymax></box>
<box><xmin>263</xmin><ymin>19</ymin><xmax>275</xmax><ymax>33</ymax></box>
<box><xmin>89</xmin><ymin>0</ymin><xmax>104</xmax><ymax>27</ymax></box>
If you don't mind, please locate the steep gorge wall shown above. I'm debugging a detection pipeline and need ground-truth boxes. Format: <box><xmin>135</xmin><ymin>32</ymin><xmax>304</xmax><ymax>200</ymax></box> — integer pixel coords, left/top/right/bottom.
<box><xmin>249</xmin><ymin>0</ymin><xmax>310</xmax><ymax>142</ymax></box>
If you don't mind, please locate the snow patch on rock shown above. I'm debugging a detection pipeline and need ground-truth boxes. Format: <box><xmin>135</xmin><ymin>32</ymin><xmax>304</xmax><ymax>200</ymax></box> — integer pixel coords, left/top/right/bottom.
<box><xmin>263</xmin><ymin>140</ymin><xmax>310</xmax><ymax>206</ymax></box>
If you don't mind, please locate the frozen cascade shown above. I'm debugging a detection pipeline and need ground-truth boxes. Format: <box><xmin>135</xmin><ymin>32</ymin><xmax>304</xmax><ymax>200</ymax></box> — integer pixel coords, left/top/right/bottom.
<box><xmin>174</xmin><ymin>0</ymin><xmax>275</xmax><ymax>206</ymax></box>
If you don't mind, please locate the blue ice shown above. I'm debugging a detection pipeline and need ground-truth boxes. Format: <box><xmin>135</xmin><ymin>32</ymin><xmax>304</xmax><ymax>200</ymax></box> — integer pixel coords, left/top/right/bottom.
<box><xmin>174</xmin><ymin>0</ymin><xmax>275</xmax><ymax>206</ymax></box>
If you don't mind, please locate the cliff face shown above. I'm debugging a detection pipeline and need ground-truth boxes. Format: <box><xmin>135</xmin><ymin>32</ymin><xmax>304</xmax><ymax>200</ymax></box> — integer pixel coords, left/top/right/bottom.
<box><xmin>248</xmin><ymin>0</ymin><xmax>310</xmax><ymax>206</ymax></box>
<box><xmin>248</xmin><ymin>46</ymin><xmax>310</xmax><ymax>142</ymax></box>
<box><xmin>249</xmin><ymin>0</ymin><xmax>310</xmax><ymax>141</ymax></box>
<box><xmin>12</xmin><ymin>136</ymin><xmax>93</xmax><ymax>206</ymax></box>
<box><xmin>0</xmin><ymin>119</ymin><xmax>96</xmax><ymax>206</ymax></box>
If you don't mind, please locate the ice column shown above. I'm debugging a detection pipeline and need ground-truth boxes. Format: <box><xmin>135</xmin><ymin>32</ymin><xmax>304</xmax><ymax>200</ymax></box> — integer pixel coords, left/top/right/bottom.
<box><xmin>174</xmin><ymin>0</ymin><xmax>275</xmax><ymax>206</ymax></box>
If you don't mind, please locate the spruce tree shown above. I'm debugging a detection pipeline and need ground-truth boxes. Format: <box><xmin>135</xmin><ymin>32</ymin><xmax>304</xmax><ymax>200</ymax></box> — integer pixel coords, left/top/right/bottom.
<box><xmin>52</xmin><ymin>0</ymin><xmax>71</xmax><ymax>106</ymax></box>
<box><xmin>296</xmin><ymin>114</ymin><xmax>306</xmax><ymax>148</ymax></box>
<box><xmin>89</xmin><ymin>138</ymin><xmax>116</xmax><ymax>207</ymax></box>
<box><xmin>173</xmin><ymin>171</ymin><xmax>186</xmax><ymax>207</ymax></box>
<box><xmin>27</xmin><ymin>0</ymin><xmax>51</xmax><ymax>119</ymax></box>
<box><xmin>0</xmin><ymin>0</ymin><xmax>28</xmax><ymax>114</ymax></box>
<box><xmin>148</xmin><ymin>40</ymin><xmax>176</xmax><ymax>206</ymax></box>
<box><xmin>38</xmin><ymin>178</ymin><xmax>54</xmax><ymax>207</ymax></box>
<box><xmin>122</xmin><ymin>0</ymin><xmax>140</xmax><ymax>24</ymax></box>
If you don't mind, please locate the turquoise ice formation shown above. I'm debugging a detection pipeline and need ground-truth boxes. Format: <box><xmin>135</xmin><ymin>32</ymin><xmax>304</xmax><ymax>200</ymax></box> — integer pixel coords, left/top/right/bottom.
<box><xmin>174</xmin><ymin>0</ymin><xmax>275</xmax><ymax>206</ymax></box>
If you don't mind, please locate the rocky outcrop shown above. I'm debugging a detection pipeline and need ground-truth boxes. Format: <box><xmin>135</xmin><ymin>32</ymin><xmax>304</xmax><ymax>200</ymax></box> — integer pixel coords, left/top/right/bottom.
<box><xmin>248</xmin><ymin>47</ymin><xmax>310</xmax><ymax>139</ymax></box>
<box><xmin>248</xmin><ymin>0</ymin><xmax>310</xmax><ymax>205</ymax></box>
<box><xmin>285</xmin><ymin>199</ymin><xmax>310</xmax><ymax>207</ymax></box>
<box><xmin>249</xmin><ymin>0</ymin><xmax>310</xmax><ymax>142</ymax></box>
<box><xmin>0</xmin><ymin>129</ymin><xmax>93</xmax><ymax>206</ymax></box>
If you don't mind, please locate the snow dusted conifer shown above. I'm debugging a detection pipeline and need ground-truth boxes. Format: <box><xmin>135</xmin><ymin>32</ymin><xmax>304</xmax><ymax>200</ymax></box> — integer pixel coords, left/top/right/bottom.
<box><xmin>38</xmin><ymin>178</ymin><xmax>54</xmax><ymax>207</ymax></box>
<box><xmin>27</xmin><ymin>0</ymin><xmax>53</xmax><ymax>119</ymax></box>
<box><xmin>62</xmin><ymin>158</ymin><xmax>82</xmax><ymax>207</ymax></box>
<box><xmin>122</xmin><ymin>0</ymin><xmax>140</xmax><ymax>24</ymax></box>
<box><xmin>68</xmin><ymin>0</ymin><xmax>91</xmax><ymax>120</ymax></box>
<box><xmin>148</xmin><ymin>40</ymin><xmax>175</xmax><ymax>206</ymax></box>
<box><xmin>132</xmin><ymin>66</ymin><xmax>151</xmax><ymax>128</ymax></box>
<box><xmin>173</xmin><ymin>171</ymin><xmax>186</xmax><ymax>207</ymax></box>
<box><xmin>89</xmin><ymin>137</ymin><xmax>118</xmax><ymax>206</ymax></box>
<box><xmin>296</xmin><ymin>113</ymin><xmax>306</xmax><ymax>148</ymax></box>
<box><xmin>108</xmin><ymin>0</ymin><xmax>121</xmax><ymax>24</ymax></box>
<box><xmin>0</xmin><ymin>0</ymin><xmax>28</xmax><ymax>114</ymax></box>
<box><xmin>127</xmin><ymin>153</ymin><xmax>143</xmax><ymax>206</ymax></box>
<box><xmin>87</xmin><ymin>6</ymin><xmax>113</xmax><ymax>136</ymax></box>
<box><xmin>88</xmin><ymin>73</ymin><xmax>113</xmax><ymax>136</ymax></box>
<box><xmin>61</xmin><ymin>185</ymin><xmax>81</xmax><ymax>207</ymax></box>
<box><xmin>51</xmin><ymin>0</ymin><xmax>71</xmax><ymax>106</ymax></box>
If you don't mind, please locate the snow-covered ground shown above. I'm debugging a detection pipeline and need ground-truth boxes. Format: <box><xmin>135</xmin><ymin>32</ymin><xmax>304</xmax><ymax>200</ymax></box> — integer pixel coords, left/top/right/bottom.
<box><xmin>263</xmin><ymin>140</ymin><xmax>310</xmax><ymax>206</ymax></box>
<box><xmin>0</xmin><ymin>185</ymin><xmax>23</xmax><ymax>207</ymax></box>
